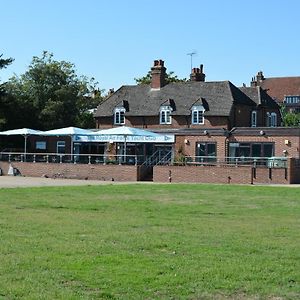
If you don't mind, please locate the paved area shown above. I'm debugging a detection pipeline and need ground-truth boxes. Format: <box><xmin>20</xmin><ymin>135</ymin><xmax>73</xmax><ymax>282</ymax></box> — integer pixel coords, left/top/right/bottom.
<box><xmin>0</xmin><ymin>175</ymin><xmax>128</xmax><ymax>188</ymax></box>
<box><xmin>0</xmin><ymin>176</ymin><xmax>299</xmax><ymax>188</ymax></box>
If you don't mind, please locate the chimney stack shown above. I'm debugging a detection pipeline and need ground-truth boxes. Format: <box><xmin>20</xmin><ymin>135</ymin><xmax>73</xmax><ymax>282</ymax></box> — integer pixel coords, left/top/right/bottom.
<box><xmin>251</xmin><ymin>71</ymin><xmax>265</xmax><ymax>87</ymax></box>
<box><xmin>256</xmin><ymin>71</ymin><xmax>265</xmax><ymax>82</ymax></box>
<box><xmin>151</xmin><ymin>59</ymin><xmax>166</xmax><ymax>89</ymax></box>
<box><xmin>190</xmin><ymin>64</ymin><xmax>205</xmax><ymax>82</ymax></box>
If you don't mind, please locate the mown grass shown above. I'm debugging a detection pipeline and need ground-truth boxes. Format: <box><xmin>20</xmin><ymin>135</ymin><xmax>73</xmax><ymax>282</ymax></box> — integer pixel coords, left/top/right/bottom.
<box><xmin>0</xmin><ymin>183</ymin><xmax>299</xmax><ymax>299</ymax></box>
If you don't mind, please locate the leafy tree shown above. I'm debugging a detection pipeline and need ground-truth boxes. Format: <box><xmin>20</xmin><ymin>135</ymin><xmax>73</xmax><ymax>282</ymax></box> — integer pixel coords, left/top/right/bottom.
<box><xmin>135</xmin><ymin>71</ymin><xmax>187</xmax><ymax>85</ymax></box>
<box><xmin>5</xmin><ymin>51</ymin><xmax>103</xmax><ymax>130</ymax></box>
<box><xmin>0</xmin><ymin>54</ymin><xmax>13</xmax><ymax>70</ymax></box>
<box><xmin>280</xmin><ymin>106</ymin><xmax>300</xmax><ymax>127</ymax></box>
<box><xmin>0</xmin><ymin>54</ymin><xmax>14</xmax><ymax>129</ymax></box>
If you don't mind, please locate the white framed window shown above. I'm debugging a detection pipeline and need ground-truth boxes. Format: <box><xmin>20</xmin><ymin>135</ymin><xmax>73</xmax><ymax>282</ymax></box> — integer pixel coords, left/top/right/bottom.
<box><xmin>191</xmin><ymin>105</ymin><xmax>205</xmax><ymax>124</ymax></box>
<box><xmin>284</xmin><ymin>96</ymin><xmax>300</xmax><ymax>104</ymax></box>
<box><xmin>271</xmin><ymin>112</ymin><xmax>277</xmax><ymax>127</ymax></box>
<box><xmin>267</xmin><ymin>112</ymin><xmax>277</xmax><ymax>127</ymax></box>
<box><xmin>57</xmin><ymin>141</ymin><xmax>66</xmax><ymax>154</ymax></box>
<box><xmin>36</xmin><ymin>141</ymin><xmax>46</xmax><ymax>150</ymax></box>
<box><xmin>251</xmin><ymin>111</ymin><xmax>257</xmax><ymax>127</ymax></box>
<box><xmin>160</xmin><ymin>106</ymin><xmax>172</xmax><ymax>124</ymax></box>
<box><xmin>114</xmin><ymin>107</ymin><xmax>125</xmax><ymax>125</ymax></box>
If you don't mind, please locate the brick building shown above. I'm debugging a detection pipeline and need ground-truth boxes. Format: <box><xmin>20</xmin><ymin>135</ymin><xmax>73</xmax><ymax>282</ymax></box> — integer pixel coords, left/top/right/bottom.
<box><xmin>251</xmin><ymin>71</ymin><xmax>300</xmax><ymax>112</ymax></box>
<box><xmin>94</xmin><ymin>60</ymin><xmax>282</xmax><ymax>161</ymax></box>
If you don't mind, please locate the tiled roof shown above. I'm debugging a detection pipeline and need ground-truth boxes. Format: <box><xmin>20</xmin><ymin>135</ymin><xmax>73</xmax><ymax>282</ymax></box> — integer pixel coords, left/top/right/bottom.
<box><xmin>239</xmin><ymin>86</ymin><xmax>279</xmax><ymax>109</ymax></box>
<box><xmin>259</xmin><ymin>77</ymin><xmax>300</xmax><ymax>103</ymax></box>
<box><xmin>95</xmin><ymin>81</ymin><xmax>256</xmax><ymax>117</ymax></box>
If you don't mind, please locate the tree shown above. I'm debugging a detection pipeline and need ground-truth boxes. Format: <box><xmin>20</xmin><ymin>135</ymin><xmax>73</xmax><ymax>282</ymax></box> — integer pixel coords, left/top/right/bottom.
<box><xmin>0</xmin><ymin>54</ymin><xmax>13</xmax><ymax>70</ymax></box>
<box><xmin>134</xmin><ymin>71</ymin><xmax>187</xmax><ymax>85</ymax></box>
<box><xmin>281</xmin><ymin>106</ymin><xmax>300</xmax><ymax>127</ymax></box>
<box><xmin>5</xmin><ymin>51</ymin><xmax>103</xmax><ymax>130</ymax></box>
<box><xmin>0</xmin><ymin>54</ymin><xmax>14</xmax><ymax>129</ymax></box>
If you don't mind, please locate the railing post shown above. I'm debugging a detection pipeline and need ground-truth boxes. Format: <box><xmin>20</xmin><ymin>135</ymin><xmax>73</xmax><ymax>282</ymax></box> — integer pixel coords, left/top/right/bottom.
<box><xmin>60</xmin><ymin>155</ymin><xmax>62</xmax><ymax>164</ymax></box>
<box><xmin>88</xmin><ymin>155</ymin><xmax>91</xmax><ymax>164</ymax></box>
<box><xmin>20</xmin><ymin>155</ymin><xmax>24</xmax><ymax>162</ymax></box>
<box><xmin>46</xmin><ymin>155</ymin><xmax>49</xmax><ymax>163</ymax></box>
<box><xmin>135</xmin><ymin>155</ymin><xmax>137</xmax><ymax>166</ymax></box>
<box><xmin>8</xmin><ymin>154</ymin><xmax>11</xmax><ymax>162</ymax></box>
<box><xmin>33</xmin><ymin>155</ymin><xmax>36</xmax><ymax>163</ymax></box>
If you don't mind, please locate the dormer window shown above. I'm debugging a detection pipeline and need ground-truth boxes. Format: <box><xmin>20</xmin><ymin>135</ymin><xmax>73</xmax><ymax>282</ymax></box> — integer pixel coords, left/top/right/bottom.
<box><xmin>114</xmin><ymin>107</ymin><xmax>125</xmax><ymax>125</ymax></box>
<box><xmin>160</xmin><ymin>105</ymin><xmax>172</xmax><ymax>124</ymax></box>
<box><xmin>191</xmin><ymin>105</ymin><xmax>205</xmax><ymax>124</ymax></box>
<box><xmin>284</xmin><ymin>95</ymin><xmax>300</xmax><ymax>104</ymax></box>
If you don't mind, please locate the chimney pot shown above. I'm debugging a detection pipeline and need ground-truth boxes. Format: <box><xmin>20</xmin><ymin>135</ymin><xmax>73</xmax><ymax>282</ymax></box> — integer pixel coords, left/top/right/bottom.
<box><xmin>200</xmin><ymin>64</ymin><xmax>203</xmax><ymax>73</ymax></box>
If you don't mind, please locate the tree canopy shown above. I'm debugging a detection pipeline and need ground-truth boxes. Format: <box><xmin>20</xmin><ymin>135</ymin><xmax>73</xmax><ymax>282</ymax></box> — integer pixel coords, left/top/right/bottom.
<box><xmin>1</xmin><ymin>51</ymin><xmax>103</xmax><ymax>130</ymax></box>
<box><xmin>0</xmin><ymin>54</ymin><xmax>14</xmax><ymax>127</ymax></box>
<box><xmin>281</xmin><ymin>106</ymin><xmax>300</xmax><ymax>127</ymax></box>
<box><xmin>134</xmin><ymin>71</ymin><xmax>187</xmax><ymax>85</ymax></box>
<box><xmin>0</xmin><ymin>54</ymin><xmax>14</xmax><ymax>70</ymax></box>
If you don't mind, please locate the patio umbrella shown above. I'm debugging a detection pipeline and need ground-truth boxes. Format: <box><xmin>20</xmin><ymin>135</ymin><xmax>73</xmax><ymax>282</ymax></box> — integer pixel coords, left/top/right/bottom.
<box><xmin>94</xmin><ymin>126</ymin><xmax>163</xmax><ymax>159</ymax></box>
<box><xmin>42</xmin><ymin>127</ymin><xmax>94</xmax><ymax>156</ymax></box>
<box><xmin>0</xmin><ymin>128</ymin><xmax>44</xmax><ymax>157</ymax></box>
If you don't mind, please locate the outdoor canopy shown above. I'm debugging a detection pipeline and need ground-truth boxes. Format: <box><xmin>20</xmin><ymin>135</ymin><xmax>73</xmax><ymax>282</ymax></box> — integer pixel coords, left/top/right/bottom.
<box><xmin>42</xmin><ymin>127</ymin><xmax>95</xmax><ymax>156</ymax></box>
<box><xmin>0</xmin><ymin>128</ymin><xmax>44</xmax><ymax>156</ymax></box>
<box><xmin>94</xmin><ymin>126</ymin><xmax>164</xmax><ymax>157</ymax></box>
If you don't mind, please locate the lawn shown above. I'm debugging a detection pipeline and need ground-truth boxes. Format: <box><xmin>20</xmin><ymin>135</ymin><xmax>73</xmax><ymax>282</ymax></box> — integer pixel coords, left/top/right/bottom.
<box><xmin>0</xmin><ymin>183</ymin><xmax>299</xmax><ymax>299</ymax></box>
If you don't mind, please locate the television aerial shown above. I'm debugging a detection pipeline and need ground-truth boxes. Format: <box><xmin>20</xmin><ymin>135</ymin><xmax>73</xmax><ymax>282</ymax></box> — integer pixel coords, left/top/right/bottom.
<box><xmin>187</xmin><ymin>51</ymin><xmax>197</xmax><ymax>72</ymax></box>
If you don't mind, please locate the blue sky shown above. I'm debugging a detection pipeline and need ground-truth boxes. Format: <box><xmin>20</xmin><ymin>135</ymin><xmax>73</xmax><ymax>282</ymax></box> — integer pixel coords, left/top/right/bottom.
<box><xmin>1</xmin><ymin>0</ymin><xmax>300</xmax><ymax>92</ymax></box>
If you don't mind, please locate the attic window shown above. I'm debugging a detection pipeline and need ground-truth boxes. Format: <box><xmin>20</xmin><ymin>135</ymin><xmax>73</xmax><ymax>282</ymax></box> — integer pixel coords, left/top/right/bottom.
<box><xmin>191</xmin><ymin>105</ymin><xmax>205</xmax><ymax>125</ymax></box>
<box><xmin>114</xmin><ymin>107</ymin><xmax>125</xmax><ymax>125</ymax></box>
<box><xmin>160</xmin><ymin>105</ymin><xmax>172</xmax><ymax>124</ymax></box>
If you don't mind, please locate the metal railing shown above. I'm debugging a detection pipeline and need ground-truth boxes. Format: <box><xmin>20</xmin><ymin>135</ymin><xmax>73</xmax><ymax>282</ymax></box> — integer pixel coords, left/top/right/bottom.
<box><xmin>0</xmin><ymin>152</ymin><xmax>288</xmax><ymax>169</ymax></box>
<box><xmin>175</xmin><ymin>156</ymin><xmax>288</xmax><ymax>168</ymax></box>
<box><xmin>142</xmin><ymin>150</ymin><xmax>173</xmax><ymax>167</ymax></box>
<box><xmin>0</xmin><ymin>152</ymin><xmax>145</xmax><ymax>166</ymax></box>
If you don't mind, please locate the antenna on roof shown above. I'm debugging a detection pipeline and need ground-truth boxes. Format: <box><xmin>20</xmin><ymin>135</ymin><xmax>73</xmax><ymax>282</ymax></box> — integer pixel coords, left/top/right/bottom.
<box><xmin>187</xmin><ymin>51</ymin><xmax>197</xmax><ymax>72</ymax></box>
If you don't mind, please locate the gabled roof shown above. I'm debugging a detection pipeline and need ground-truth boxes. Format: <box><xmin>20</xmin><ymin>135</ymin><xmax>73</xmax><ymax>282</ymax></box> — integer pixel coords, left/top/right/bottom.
<box><xmin>95</xmin><ymin>81</ymin><xmax>256</xmax><ymax>118</ymax></box>
<box><xmin>239</xmin><ymin>86</ymin><xmax>279</xmax><ymax>109</ymax></box>
<box><xmin>259</xmin><ymin>77</ymin><xmax>300</xmax><ymax>102</ymax></box>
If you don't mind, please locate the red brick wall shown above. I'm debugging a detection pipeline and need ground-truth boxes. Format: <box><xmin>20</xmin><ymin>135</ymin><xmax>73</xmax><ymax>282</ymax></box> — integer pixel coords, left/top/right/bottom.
<box><xmin>96</xmin><ymin>115</ymin><xmax>230</xmax><ymax>130</ymax></box>
<box><xmin>0</xmin><ymin>161</ymin><xmax>296</xmax><ymax>184</ymax></box>
<box><xmin>0</xmin><ymin>162</ymin><xmax>139</xmax><ymax>182</ymax></box>
<box><xmin>153</xmin><ymin>165</ymin><xmax>291</xmax><ymax>184</ymax></box>
<box><xmin>153</xmin><ymin>165</ymin><xmax>252</xmax><ymax>184</ymax></box>
<box><xmin>232</xmin><ymin>105</ymin><xmax>252</xmax><ymax>127</ymax></box>
<box><xmin>252</xmin><ymin>167</ymin><xmax>288</xmax><ymax>184</ymax></box>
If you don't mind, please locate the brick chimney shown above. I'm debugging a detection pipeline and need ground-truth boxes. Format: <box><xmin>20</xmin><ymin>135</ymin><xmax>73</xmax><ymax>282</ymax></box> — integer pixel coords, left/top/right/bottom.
<box><xmin>251</xmin><ymin>71</ymin><xmax>265</xmax><ymax>87</ymax></box>
<box><xmin>151</xmin><ymin>59</ymin><xmax>166</xmax><ymax>89</ymax></box>
<box><xmin>190</xmin><ymin>64</ymin><xmax>205</xmax><ymax>82</ymax></box>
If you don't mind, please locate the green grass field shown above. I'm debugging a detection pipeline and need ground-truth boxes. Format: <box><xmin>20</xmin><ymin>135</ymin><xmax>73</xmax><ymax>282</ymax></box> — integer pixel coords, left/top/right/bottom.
<box><xmin>0</xmin><ymin>184</ymin><xmax>299</xmax><ymax>299</ymax></box>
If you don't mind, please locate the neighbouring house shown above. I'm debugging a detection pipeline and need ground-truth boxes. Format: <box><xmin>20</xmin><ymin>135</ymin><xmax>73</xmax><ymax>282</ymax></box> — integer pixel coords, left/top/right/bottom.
<box><xmin>251</xmin><ymin>71</ymin><xmax>300</xmax><ymax>112</ymax></box>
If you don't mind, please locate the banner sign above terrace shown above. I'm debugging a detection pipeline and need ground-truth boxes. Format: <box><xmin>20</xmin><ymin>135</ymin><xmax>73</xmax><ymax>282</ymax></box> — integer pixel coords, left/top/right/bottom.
<box><xmin>73</xmin><ymin>134</ymin><xmax>175</xmax><ymax>143</ymax></box>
